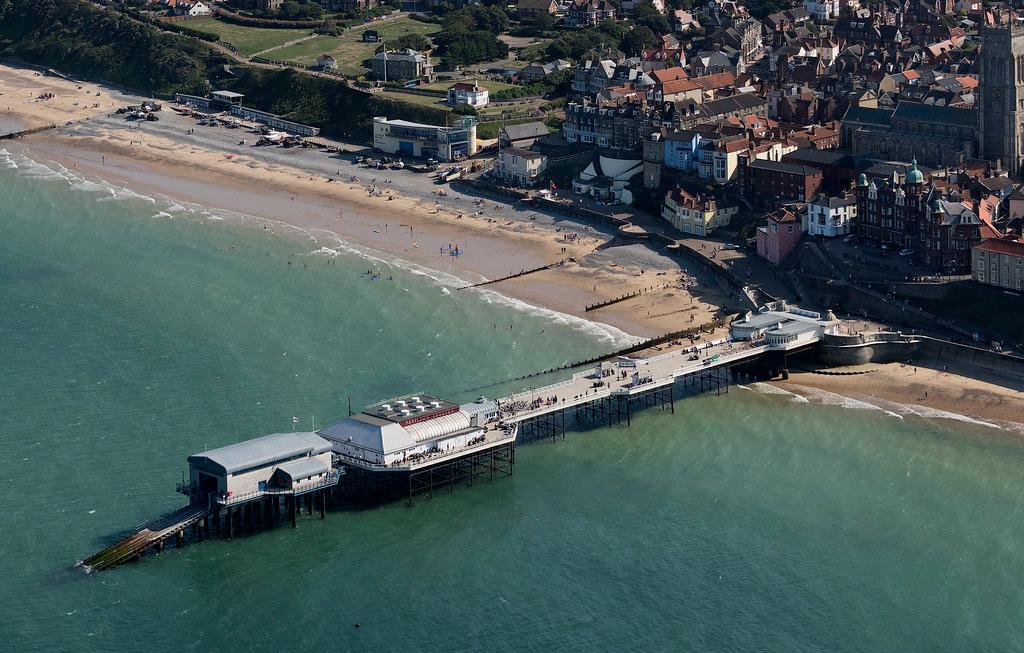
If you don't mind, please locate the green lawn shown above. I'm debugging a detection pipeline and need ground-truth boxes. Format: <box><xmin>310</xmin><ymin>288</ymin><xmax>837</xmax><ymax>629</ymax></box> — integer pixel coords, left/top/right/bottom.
<box><xmin>269</xmin><ymin>18</ymin><xmax>441</xmax><ymax>76</ymax></box>
<box><xmin>517</xmin><ymin>40</ymin><xmax>550</xmax><ymax>62</ymax></box>
<box><xmin>381</xmin><ymin>90</ymin><xmax>450</xmax><ymax>109</ymax></box>
<box><xmin>179</xmin><ymin>17</ymin><xmax>312</xmax><ymax>56</ymax></box>
<box><xmin>419</xmin><ymin>79</ymin><xmax>518</xmax><ymax>93</ymax></box>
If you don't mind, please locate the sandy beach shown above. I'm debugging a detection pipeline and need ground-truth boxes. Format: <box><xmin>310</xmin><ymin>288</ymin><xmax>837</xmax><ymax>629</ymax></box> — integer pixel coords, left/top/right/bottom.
<box><xmin>3</xmin><ymin>64</ymin><xmax>1022</xmax><ymax>427</ymax></box>
<box><xmin>0</xmin><ymin>63</ymin><xmax>732</xmax><ymax>339</ymax></box>
<box><xmin>776</xmin><ymin>359</ymin><xmax>1024</xmax><ymax>428</ymax></box>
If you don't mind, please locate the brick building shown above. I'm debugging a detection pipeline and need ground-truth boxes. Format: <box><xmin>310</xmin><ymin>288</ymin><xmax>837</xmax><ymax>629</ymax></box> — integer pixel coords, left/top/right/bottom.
<box><xmin>854</xmin><ymin>161</ymin><xmax>986</xmax><ymax>271</ymax></box>
<box><xmin>744</xmin><ymin>159</ymin><xmax>823</xmax><ymax>204</ymax></box>
<box><xmin>757</xmin><ymin>207</ymin><xmax>803</xmax><ymax>265</ymax></box>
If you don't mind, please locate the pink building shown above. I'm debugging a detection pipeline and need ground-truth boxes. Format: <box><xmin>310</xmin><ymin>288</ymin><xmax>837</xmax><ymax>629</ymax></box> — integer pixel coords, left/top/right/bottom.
<box><xmin>756</xmin><ymin>206</ymin><xmax>803</xmax><ymax>266</ymax></box>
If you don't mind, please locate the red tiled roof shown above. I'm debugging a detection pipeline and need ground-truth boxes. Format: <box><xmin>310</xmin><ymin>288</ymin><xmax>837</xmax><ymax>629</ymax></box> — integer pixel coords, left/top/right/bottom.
<box><xmin>693</xmin><ymin>71</ymin><xmax>736</xmax><ymax>91</ymax></box>
<box><xmin>652</xmin><ymin>66</ymin><xmax>688</xmax><ymax>83</ymax></box>
<box><xmin>974</xmin><ymin>238</ymin><xmax>1024</xmax><ymax>256</ymax></box>
<box><xmin>766</xmin><ymin>207</ymin><xmax>798</xmax><ymax>223</ymax></box>
<box><xmin>661</xmin><ymin>78</ymin><xmax>701</xmax><ymax>95</ymax></box>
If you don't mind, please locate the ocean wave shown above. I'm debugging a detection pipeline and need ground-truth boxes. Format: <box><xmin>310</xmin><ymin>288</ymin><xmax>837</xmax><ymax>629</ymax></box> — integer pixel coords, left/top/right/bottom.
<box><xmin>6</xmin><ymin>147</ymin><xmax>640</xmax><ymax>349</ymax></box>
<box><xmin>785</xmin><ymin>385</ymin><xmax>903</xmax><ymax>418</ymax></box>
<box><xmin>18</xmin><ymin>156</ymin><xmax>69</xmax><ymax>181</ymax></box>
<box><xmin>303</xmin><ymin>231</ymin><xmax>640</xmax><ymax>347</ymax></box>
<box><xmin>7</xmin><ymin>150</ymin><xmax>158</xmax><ymax>204</ymax></box>
<box><xmin>0</xmin><ymin>148</ymin><xmax>17</xmax><ymax>169</ymax></box>
<box><xmin>890</xmin><ymin>403</ymin><xmax>1002</xmax><ymax>430</ymax></box>
<box><xmin>749</xmin><ymin>382</ymin><xmax>810</xmax><ymax>402</ymax></box>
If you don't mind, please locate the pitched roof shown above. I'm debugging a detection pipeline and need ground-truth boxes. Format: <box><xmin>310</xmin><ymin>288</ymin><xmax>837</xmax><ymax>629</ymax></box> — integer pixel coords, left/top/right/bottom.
<box><xmin>501</xmin><ymin>121</ymin><xmax>550</xmax><ymax>141</ymax></box>
<box><xmin>517</xmin><ymin>0</ymin><xmax>556</xmax><ymax>8</ymax></box>
<box><xmin>974</xmin><ymin>238</ymin><xmax>1024</xmax><ymax>256</ymax></box>
<box><xmin>693</xmin><ymin>71</ymin><xmax>737</xmax><ymax>90</ymax></box>
<box><xmin>842</xmin><ymin>105</ymin><xmax>894</xmax><ymax>126</ymax></box>
<box><xmin>189</xmin><ymin>432</ymin><xmax>332</xmax><ymax>476</ymax></box>
<box><xmin>502</xmin><ymin>146</ymin><xmax>546</xmax><ymax>159</ymax></box>
<box><xmin>700</xmin><ymin>93</ymin><xmax>766</xmax><ymax>115</ymax></box>
<box><xmin>449</xmin><ymin>82</ymin><xmax>484</xmax><ymax>92</ymax></box>
<box><xmin>652</xmin><ymin>66</ymin><xmax>689</xmax><ymax>83</ymax></box>
<box><xmin>661</xmin><ymin>78</ymin><xmax>701</xmax><ymax>95</ymax></box>
<box><xmin>891</xmin><ymin>101</ymin><xmax>975</xmax><ymax>127</ymax></box>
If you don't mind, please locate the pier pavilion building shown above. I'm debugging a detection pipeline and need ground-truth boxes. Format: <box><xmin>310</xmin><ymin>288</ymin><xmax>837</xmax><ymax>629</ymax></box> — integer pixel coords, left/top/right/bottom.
<box><xmin>317</xmin><ymin>395</ymin><xmax>509</xmax><ymax>470</ymax></box>
<box><xmin>316</xmin><ymin>394</ymin><xmax>513</xmax><ymax>503</ymax></box>
<box><xmin>730</xmin><ymin>302</ymin><xmax>839</xmax><ymax>346</ymax></box>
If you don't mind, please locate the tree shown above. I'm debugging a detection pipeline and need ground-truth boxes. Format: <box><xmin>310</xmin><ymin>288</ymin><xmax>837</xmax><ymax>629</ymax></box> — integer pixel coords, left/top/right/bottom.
<box><xmin>619</xmin><ymin>25</ymin><xmax>658</xmax><ymax>55</ymax></box>
<box><xmin>596</xmin><ymin>19</ymin><xmax>628</xmax><ymax>41</ymax></box>
<box><xmin>434</xmin><ymin>30</ymin><xmax>509</xmax><ymax>67</ymax></box>
<box><xmin>391</xmin><ymin>33</ymin><xmax>433</xmax><ymax>51</ymax></box>
<box><xmin>277</xmin><ymin>0</ymin><xmax>323</xmax><ymax>20</ymax></box>
<box><xmin>528</xmin><ymin>10</ymin><xmax>556</xmax><ymax>33</ymax></box>
<box><xmin>546</xmin><ymin>27</ymin><xmax>619</xmax><ymax>60</ymax></box>
<box><xmin>441</xmin><ymin>5</ymin><xmax>510</xmax><ymax>34</ymax></box>
<box><xmin>631</xmin><ymin>0</ymin><xmax>669</xmax><ymax>34</ymax></box>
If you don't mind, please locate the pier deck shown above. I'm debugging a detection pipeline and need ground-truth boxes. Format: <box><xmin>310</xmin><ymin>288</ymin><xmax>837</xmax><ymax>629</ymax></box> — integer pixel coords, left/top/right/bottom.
<box><xmin>498</xmin><ymin>339</ymin><xmax>771</xmax><ymax>425</ymax></box>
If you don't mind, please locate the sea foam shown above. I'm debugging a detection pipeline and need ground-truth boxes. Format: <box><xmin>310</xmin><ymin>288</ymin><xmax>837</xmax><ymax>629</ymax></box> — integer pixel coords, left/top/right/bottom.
<box><xmin>4</xmin><ymin>146</ymin><xmax>640</xmax><ymax>349</ymax></box>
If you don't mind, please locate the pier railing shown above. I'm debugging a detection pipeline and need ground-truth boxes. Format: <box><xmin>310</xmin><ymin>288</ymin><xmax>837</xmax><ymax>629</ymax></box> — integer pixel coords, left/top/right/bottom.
<box><xmin>334</xmin><ymin>429</ymin><xmax>518</xmax><ymax>470</ymax></box>
<box><xmin>191</xmin><ymin>472</ymin><xmax>343</xmax><ymax>507</ymax></box>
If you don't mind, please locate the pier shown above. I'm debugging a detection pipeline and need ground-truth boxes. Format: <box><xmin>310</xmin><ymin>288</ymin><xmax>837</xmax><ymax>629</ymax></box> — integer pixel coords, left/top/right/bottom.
<box><xmin>81</xmin><ymin>303</ymin><xmax>841</xmax><ymax>571</ymax></box>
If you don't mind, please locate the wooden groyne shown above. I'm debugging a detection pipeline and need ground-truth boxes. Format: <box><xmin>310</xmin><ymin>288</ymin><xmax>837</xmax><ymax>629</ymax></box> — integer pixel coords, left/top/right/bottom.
<box><xmin>459</xmin><ymin>262</ymin><xmax>561</xmax><ymax>290</ymax></box>
<box><xmin>585</xmin><ymin>284</ymin><xmax>671</xmax><ymax>312</ymax></box>
<box><xmin>0</xmin><ymin>124</ymin><xmax>58</xmax><ymax>140</ymax></box>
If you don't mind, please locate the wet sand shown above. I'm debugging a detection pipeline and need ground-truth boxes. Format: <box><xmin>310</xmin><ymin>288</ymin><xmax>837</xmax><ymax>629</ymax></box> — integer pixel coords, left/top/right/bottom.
<box><xmin>777</xmin><ymin>359</ymin><xmax>1024</xmax><ymax>427</ymax></box>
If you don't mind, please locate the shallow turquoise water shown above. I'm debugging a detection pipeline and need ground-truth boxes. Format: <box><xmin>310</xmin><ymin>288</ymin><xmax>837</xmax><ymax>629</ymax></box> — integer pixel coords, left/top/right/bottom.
<box><xmin>2</xmin><ymin>150</ymin><xmax>1024</xmax><ymax>651</ymax></box>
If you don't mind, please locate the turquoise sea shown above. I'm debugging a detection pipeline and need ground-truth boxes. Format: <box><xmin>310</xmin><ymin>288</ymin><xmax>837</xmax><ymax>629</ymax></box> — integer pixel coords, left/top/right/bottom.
<box><xmin>2</xmin><ymin>148</ymin><xmax>1024</xmax><ymax>651</ymax></box>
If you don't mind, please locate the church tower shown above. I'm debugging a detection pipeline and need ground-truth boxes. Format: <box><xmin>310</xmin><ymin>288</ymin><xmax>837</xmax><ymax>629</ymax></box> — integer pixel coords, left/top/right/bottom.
<box><xmin>979</xmin><ymin>20</ymin><xmax>1024</xmax><ymax>177</ymax></box>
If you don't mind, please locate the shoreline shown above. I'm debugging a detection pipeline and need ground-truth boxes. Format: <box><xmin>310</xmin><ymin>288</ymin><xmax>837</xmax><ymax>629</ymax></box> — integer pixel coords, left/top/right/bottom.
<box><xmin>3</xmin><ymin>64</ymin><xmax>1023</xmax><ymax>429</ymax></box>
<box><xmin>0</xmin><ymin>62</ymin><xmax>733</xmax><ymax>340</ymax></box>
<box><xmin>774</xmin><ymin>358</ymin><xmax>1024</xmax><ymax>428</ymax></box>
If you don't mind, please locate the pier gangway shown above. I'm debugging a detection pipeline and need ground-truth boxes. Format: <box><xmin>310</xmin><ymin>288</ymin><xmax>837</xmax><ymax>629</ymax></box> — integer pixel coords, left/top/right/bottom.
<box><xmin>81</xmin><ymin>504</ymin><xmax>209</xmax><ymax>572</ymax></box>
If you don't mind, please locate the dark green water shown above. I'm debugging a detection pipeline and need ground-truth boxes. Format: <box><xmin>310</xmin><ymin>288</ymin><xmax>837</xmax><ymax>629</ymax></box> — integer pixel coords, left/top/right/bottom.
<box><xmin>2</xmin><ymin>150</ymin><xmax>1024</xmax><ymax>651</ymax></box>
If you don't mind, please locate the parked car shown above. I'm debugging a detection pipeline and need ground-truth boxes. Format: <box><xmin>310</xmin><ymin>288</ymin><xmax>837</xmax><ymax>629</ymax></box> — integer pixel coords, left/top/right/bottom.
<box><xmin>899</xmin><ymin>248</ymin><xmax>914</xmax><ymax>257</ymax></box>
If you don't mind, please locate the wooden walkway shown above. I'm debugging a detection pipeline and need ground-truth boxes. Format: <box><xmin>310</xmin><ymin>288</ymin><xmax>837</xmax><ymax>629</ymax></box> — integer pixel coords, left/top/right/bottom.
<box><xmin>81</xmin><ymin>505</ymin><xmax>208</xmax><ymax>572</ymax></box>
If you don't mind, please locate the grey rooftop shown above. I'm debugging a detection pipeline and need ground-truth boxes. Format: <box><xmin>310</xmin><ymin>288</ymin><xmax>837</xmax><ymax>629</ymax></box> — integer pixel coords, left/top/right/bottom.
<box><xmin>188</xmin><ymin>431</ymin><xmax>331</xmax><ymax>476</ymax></box>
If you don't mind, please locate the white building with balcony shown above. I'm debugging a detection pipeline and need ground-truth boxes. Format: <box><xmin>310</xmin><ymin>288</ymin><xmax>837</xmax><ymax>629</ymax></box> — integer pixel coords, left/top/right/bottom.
<box><xmin>447</xmin><ymin>82</ymin><xmax>489</xmax><ymax>109</ymax></box>
<box><xmin>806</xmin><ymin>194</ymin><xmax>856</xmax><ymax>237</ymax></box>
